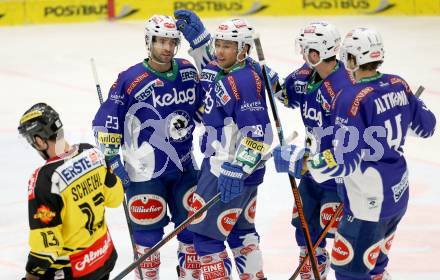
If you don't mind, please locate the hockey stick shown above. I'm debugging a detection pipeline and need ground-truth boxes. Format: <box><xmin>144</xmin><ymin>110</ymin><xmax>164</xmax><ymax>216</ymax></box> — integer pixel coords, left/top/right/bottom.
<box><xmin>112</xmin><ymin>132</ymin><xmax>298</xmax><ymax>280</ymax></box>
<box><xmin>415</xmin><ymin>85</ymin><xmax>424</xmax><ymax>97</ymax></box>
<box><xmin>289</xmin><ymin>203</ymin><xmax>344</xmax><ymax>280</ymax></box>
<box><xmin>253</xmin><ymin>35</ymin><xmax>322</xmax><ymax>280</ymax></box>
<box><xmin>90</xmin><ymin>58</ymin><xmax>144</xmax><ymax>280</ymax></box>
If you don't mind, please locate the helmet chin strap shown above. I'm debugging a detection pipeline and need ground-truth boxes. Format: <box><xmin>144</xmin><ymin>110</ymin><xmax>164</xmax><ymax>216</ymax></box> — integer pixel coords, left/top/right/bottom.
<box><xmin>305</xmin><ymin>51</ymin><xmax>323</xmax><ymax>68</ymax></box>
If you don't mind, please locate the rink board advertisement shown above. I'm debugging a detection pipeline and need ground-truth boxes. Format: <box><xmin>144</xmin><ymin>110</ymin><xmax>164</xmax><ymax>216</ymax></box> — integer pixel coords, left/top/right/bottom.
<box><xmin>112</xmin><ymin>0</ymin><xmax>440</xmax><ymax>20</ymax></box>
<box><xmin>1</xmin><ymin>0</ymin><xmax>440</xmax><ymax>26</ymax></box>
<box><xmin>0</xmin><ymin>0</ymin><xmax>108</xmax><ymax>25</ymax></box>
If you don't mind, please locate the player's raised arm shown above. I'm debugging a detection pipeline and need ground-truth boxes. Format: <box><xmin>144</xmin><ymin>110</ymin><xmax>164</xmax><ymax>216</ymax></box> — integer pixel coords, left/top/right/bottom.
<box><xmin>174</xmin><ymin>9</ymin><xmax>213</xmax><ymax>72</ymax></box>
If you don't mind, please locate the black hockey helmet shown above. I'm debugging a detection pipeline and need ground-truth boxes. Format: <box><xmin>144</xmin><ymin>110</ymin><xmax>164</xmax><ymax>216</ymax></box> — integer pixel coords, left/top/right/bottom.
<box><xmin>18</xmin><ymin>103</ymin><xmax>63</xmax><ymax>147</ymax></box>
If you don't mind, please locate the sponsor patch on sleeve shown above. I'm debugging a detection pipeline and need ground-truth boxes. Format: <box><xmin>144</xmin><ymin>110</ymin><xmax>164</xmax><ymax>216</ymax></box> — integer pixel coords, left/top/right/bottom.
<box><xmin>235</xmin><ymin>137</ymin><xmax>269</xmax><ymax>169</ymax></box>
<box><xmin>390</xmin><ymin>77</ymin><xmax>410</xmax><ymax>93</ymax></box>
<box><xmin>126</xmin><ymin>72</ymin><xmax>149</xmax><ymax>95</ymax></box>
<box><xmin>97</xmin><ymin>132</ymin><xmax>121</xmax><ymax>145</ymax></box>
<box><xmin>33</xmin><ymin>205</ymin><xmax>56</xmax><ymax>224</ymax></box>
<box><xmin>310</xmin><ymin>149</ymin><xmax>337</xmax><ymax>169</ymax></box>
<box><xmin>349</xmin><ymin>86</ymin><xmax>374</xmax><ymax>116</ymax></box>
<box><xmin>227</xmin><ymin>75</ymin><xmax>240</xmax><ymax>100</ymax></box>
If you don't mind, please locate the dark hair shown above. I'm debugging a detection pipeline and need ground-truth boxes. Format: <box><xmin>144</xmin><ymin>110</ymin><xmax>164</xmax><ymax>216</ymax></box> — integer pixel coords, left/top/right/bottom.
<box><xmin>347</xmin><ymin>53</ymin><xmax>383</xmax><ymax>71</ymax></box>
<box><xmin>309</xmin><ymin>49</ymin><xmax>336</xmax><ymax>63</ymax></box>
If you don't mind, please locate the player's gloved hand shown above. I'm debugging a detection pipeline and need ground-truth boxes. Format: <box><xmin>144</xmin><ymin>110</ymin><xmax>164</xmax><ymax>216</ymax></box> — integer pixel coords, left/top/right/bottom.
<box><xmin>273</xmin><ymin>144</ymin><xmax>306</xmax><ymax>179</ymax></box>
<box><xmin>174</xmin><ymin>9</ymin><xmax>211</xmax><ymax>49</ymax></box>
<box><xmin>107</xmin><ymin>155</ymin><xmax>130</xmax><ymax>190</ymax></box>
<box><xmin>218</xmin><ymin>162</ymin><xmax>245</xmax><ymax>203</ymax></box>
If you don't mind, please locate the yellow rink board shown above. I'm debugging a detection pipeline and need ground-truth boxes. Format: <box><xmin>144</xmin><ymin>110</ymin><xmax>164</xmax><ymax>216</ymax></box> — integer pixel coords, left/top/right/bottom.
<box><xmin>113</xmin><ymin>0</ymin><xmax>440</xmax><ymax>19</ymax></box>
<box><xmin>1</xmin><ymin>0</ymin><xmax>439</xmax><ymax>26</ymax></box>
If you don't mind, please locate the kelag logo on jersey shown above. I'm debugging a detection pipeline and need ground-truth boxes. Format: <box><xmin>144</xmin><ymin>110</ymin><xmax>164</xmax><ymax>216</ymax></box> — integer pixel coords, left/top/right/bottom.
<box><xmin>152</xmin><ymin>88</ymin><xmax>196</xmax><ymax>107</ymax></box>
<box><xmin>57</xmin><ymin>150</ymin><xmax>103</xmax><ymax>184</ymax></box>
<box><xmin>303</xmin><ymin>101</ymin><xmax>323</xmax><ymax>126</ymax></box>
<box><xmin>134</xmin><ymin>79</ymin><xmax>163</xmax><ymax>102</ymax></box>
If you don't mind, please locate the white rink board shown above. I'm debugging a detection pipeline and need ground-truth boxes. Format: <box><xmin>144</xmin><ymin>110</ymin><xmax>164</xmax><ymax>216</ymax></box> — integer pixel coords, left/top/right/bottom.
<box><xmin>1</xmin><ymin>16</ymin><xmax>439</xmax><ymax>279</ymax></box>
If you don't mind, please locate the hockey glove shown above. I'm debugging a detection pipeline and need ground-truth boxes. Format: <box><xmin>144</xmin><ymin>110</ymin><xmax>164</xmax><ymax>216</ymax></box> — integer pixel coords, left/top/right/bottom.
<box><xmin>174</xmin><ymin>9</ymin><xmax>211</xmax><ymax>49</ymax></box>
<box><xmin>218</xmin><ymin>162</ymin><xmax>245</xmax><ymax>203</ymax></box>
<box><xmin>273</xmin><ymin>144</ymin><xmax>306</xmax><ymax>179</ymax></box>
<box><xmin>107</xmin><ymin>155</ymin><xmax>130</xmax><ymax>190</ymax></box>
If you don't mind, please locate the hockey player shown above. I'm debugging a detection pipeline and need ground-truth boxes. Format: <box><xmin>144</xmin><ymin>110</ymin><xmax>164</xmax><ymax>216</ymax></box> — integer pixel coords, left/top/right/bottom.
<box><xmin>18</xmin><ymin>103</ymin><xmax>124</xmax><ymax>280</ymax></box>
<box><xmin>175</xmin><ymin>13</ymin><xmax>274</xmax><ymax>280</ymax></box>
<box><xmin>272</xmin><ymin>21</ymin><xmax>354</xmax><ymax>279</ymax></box>
<box><xmin>92</xmin><ymin>15</ymin><xmax>202</xmax><ymax>279</ymax></box>
<box><xmin>277</xmin><ymin>28</ymin><xmax>436</xmax><ymax>279</ymax></box>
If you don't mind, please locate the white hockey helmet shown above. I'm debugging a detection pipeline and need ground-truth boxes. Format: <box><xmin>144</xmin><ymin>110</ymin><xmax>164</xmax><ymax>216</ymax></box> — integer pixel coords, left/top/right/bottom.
<box><xmin>144</xmin><ymin>15</ymin><xmax>181</xmax><ymax>51</ymax></box>
<box><xmin>213</xmin><ymin>19</ymin><xmax>254</xmax><ymax>54</ymax></box>
<box><xmin>296</xmin><ymin>21</ymin><xmax>341</xmax><ymax>66</ymax></box>
<box><xmin>340</xmin><ymin>27</ymin><xmax>384</xmax><ymax>69</ymax></box>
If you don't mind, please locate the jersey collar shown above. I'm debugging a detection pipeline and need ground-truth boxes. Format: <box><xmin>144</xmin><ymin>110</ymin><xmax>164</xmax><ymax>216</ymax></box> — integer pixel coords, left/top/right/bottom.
<box><xmin>358</xmin><ymin>72</ymin><xmax>383</xmax><ymax>83</ymax></box>
<box><xmin>143</xmin><ymin>58</ymin><xmax>178</xmax><ymax>81</ymax></box>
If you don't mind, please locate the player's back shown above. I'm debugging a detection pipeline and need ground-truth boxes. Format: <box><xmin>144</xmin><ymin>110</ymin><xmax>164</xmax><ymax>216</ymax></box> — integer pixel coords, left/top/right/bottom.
<box><xmin>28</xmin><ymin>143</ymin><xmax>123</xmax><ymax>278</ymax></box>
<box><xmin>334</xmin><ymin>73</ymin><xmax>436</xmax><ymax>220</ymax></box>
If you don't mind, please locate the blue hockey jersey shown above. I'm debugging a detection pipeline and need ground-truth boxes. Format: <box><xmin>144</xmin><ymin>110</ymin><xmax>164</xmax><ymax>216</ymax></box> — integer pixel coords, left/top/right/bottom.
<box><xmin>92</xmin><ymin>58</ymin><xmax>202</xmax><ymax>182</ymax></box>
<box><xmin>198</xmin><ymin>58</ymin><xmax>276</xmax><ymax>185</ymax></box>
<box><xmin>280</xmin><ymin>61</ymin><xmax>355</xmax><ymax>190</ymax></box>
<box><xmin>307</xmin><ymin>73</ymin><xmax>436</xmax><ymax>221</ymax></box>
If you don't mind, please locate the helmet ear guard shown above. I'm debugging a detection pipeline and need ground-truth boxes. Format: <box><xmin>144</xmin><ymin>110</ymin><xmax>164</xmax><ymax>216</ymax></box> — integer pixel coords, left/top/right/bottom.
<box><xmin>296</xmin><ymin>21</ymin><xmax>341</xmax><ymax>67</ymax></box>
<box><xmin>341</xmin><ymin>27</ymin><xmax>384</xmax><ymax>71</ymax></box>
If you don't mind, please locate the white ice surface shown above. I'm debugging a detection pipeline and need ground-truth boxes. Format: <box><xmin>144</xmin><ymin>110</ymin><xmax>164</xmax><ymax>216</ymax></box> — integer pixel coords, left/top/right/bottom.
<box><xmin>1</xmin><ymin>16</ymin><xmax>439</xmax><ymax>279</ymax></box>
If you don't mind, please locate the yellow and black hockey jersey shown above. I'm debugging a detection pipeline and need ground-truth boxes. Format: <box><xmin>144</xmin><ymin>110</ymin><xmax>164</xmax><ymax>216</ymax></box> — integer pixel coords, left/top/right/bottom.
<box><xmin>26</xmin><ymin>143</ymin><xmax>123</xmax><ymax>279</ymax></box>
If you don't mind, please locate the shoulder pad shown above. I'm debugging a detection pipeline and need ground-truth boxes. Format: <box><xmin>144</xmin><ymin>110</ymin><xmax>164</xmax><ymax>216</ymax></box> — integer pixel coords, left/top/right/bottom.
<box><xmin>176</xmin><ymin>58</ymin><xmax>196</xmax><ymax>68</ymax></box>
<box><xmin>389</xmin><ymin>76</ymin><xmax>410</xmax><ymax>93</ymax></box>
<box><xmin>349</xmin><ymin>86</ymin><xmax>375</xmax><ymax>117</ymax></box>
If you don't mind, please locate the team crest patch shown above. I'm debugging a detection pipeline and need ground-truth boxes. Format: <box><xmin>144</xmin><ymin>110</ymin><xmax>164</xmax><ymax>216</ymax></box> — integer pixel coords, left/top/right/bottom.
<box><xmin>33</xmin><ymin>205</ymin><xmax>56</xmax><ymax>224</ymax></box>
